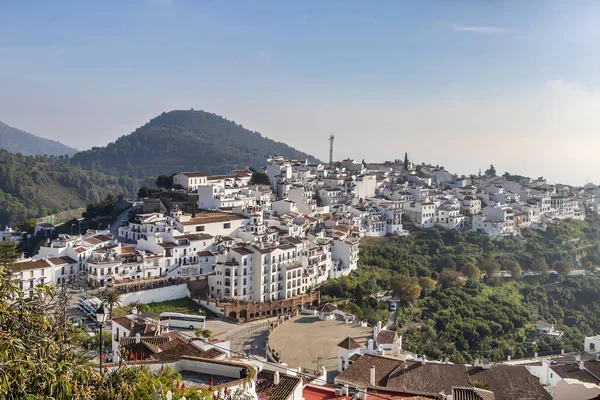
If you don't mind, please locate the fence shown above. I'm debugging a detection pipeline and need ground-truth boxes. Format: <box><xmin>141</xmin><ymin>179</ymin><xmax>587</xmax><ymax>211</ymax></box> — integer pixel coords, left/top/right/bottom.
<box><xmin>36</xmin><ymin>208</ymin><xmax>86</xmax><ymax>226</ymax></box>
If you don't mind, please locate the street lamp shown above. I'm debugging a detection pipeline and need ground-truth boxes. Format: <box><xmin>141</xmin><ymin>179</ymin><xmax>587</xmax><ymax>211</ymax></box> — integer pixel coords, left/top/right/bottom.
<box><xmin>96</xmin><ymin>304</ymin><xmax>108</xmax><ymax>371</ymax></box>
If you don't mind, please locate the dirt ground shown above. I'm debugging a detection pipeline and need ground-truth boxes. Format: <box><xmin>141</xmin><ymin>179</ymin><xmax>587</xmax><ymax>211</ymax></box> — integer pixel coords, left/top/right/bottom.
<box><xmin>268</xmin><ymin>315</ymin><xmax>372</xmax><ymax>370</ymax></box>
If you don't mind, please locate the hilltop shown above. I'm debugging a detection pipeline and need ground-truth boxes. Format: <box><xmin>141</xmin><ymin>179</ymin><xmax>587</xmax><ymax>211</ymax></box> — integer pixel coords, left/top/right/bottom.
<box><xmin>71</xmin><ymin>110</ymin><xmax>319</xmax><ymax>179</ymax></box>
<box><xmin>0</xmin><ymin>150</ymin><xmax>137</xmax><ymax>226</ymax></box>
<box><xmin>0</xmin><ymin>120</ymin><xmax>78</xmax><ymax>156</ymax></box>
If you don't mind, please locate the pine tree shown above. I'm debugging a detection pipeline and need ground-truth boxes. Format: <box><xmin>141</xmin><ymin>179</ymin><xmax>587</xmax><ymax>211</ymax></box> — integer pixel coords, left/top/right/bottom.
<box><xmin>403</xmin><ymin>152</ymin><xmax>409</xmax><ymax>170</ymax></box>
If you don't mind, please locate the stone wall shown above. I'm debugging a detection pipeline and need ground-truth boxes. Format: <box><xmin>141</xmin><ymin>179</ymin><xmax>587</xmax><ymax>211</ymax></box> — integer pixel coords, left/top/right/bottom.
<box><xmin>220</xmin><ymin>291</ymin><xmax>320</xmax><ymax>323</ymax></box>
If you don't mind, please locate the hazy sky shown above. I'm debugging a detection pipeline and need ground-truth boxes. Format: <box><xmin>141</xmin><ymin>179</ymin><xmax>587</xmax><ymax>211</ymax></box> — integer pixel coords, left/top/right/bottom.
<box><xmin>1</xmin><ymin>1</ymin><xmax>600</xmax><ymax>185</ymax></box>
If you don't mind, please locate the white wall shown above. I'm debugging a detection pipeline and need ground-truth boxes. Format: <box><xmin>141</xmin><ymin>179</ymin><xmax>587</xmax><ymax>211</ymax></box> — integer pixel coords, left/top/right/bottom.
<box><xmin>119</xmin><ymin>283</ymin><xmax>189</xmax><ymax>306</ymax></box>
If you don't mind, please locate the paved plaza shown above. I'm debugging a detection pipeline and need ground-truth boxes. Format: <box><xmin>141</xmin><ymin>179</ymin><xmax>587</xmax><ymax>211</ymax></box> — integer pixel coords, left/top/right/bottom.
<box><xmin>268</xmin><ymin>315</ymin><xmax>372</xmax><ymax>370</ymax></box>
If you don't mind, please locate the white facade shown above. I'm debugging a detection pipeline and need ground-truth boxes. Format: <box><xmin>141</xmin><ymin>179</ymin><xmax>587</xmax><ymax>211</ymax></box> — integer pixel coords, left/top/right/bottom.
<box><xmin>173</xmin><ymin>172</ymin><xmax>207</xmax><ymax>192</ymax></box>
<box><xmin>403</xmin><ymin>201</ymin><xmax>436</xmax><ymax>228</ymax></box>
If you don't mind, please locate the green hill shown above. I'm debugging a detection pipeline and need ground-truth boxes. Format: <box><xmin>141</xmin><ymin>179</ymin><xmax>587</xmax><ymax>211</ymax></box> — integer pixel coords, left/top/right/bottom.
<box><xmin>0</xmin><ymin>150</ymin><xmax>137</xmax><ymax>226</ymax></box>
<box><xmin>71</xmin><ymin>109</ymin><xmax>319</xmax><ymax>179</ymax></box>
<box><xmin>0</xmin><ymin>120</ymin><xmax>78</xmax><ymax>156</ymax></box>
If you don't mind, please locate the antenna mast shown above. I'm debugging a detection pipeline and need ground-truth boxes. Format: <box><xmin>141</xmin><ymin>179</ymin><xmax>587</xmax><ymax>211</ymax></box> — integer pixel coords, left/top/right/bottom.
<box><xmin>329</xmin><ymin>134</ymin><xmax>335</xmax><ymax>166</ymax></box>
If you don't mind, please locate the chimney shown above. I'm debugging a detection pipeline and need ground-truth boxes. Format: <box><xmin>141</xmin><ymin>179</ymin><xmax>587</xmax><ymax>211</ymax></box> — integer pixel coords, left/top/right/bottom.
<box><xmin>135</xmin><ymin>333</ymin><xmax>141</xmax><ymax>344</ymax></box>
<box><xmin>579</xmin><ymin>361</ymin><xmax>585</xmax><ymax>370</ymax></box>
<box><xmin>274</xmin><ymin>371</ymin><xmax>280</xmax><ymax>385</ymax></box>
<box><xmin>369</xmin><ymin>365</ymin><xmax>375</xmax><ymax>386</ymax></box>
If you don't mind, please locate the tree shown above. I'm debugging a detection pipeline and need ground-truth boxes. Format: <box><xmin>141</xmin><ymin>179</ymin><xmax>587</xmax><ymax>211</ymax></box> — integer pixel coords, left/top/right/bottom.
<box><xmin>460</xmin><ymin>262</ymin><xmax>481</xmax><ymax>280</ymax></box>
<box><xmin>391</xmin><ymin>274</ymin><xmax>421</xmax><ymax>302</ymax></box>
<box><xmin>532</xmin><ymin>257</ymin><xmax>550</xmax><ymax>276</ymax></box>
<box><xmin>103</xmin><ymin>192</ymin><xmax>116</xmax><ymax>205</ymax></box>
<box><xmin>100</xmin><ymin>289</ymin><xmax>123</xmax><ymax>320</ymax></box>
<box><xmin>195</xmin><ymin>329</ymin><xmax>213</xmax><ymax>339</ymax></box>
<box><xmin>155</xmin><ymin>174</ymin><xmax>174</xmax><ymax>189</ymax></box>
<box><xmin>485</xmin><ymin>165</ymin><xmax>496</xmax><ymax>176</ymax></box>
<box><xmin>505</xmin><ymin>261</ymin><xmax>522</xmax><ymax>277</ymax></box>
<box><xmin>137</xmin><ymin>187</ymin><xmax>152</xmax><ymax>199</ymax></box>
<box><xmin>0</xmin><ymin>245</ymin><xmax>250</xmax><ymax>399</ymax></box>
<box><xmin>17</xmin><ymin>218</ymin><xmax>36</xmax><ymax>234</ymax></box>
<box><xmin>480</xmin><ymin>255</ymin><xmax>501</xmax><ymax>278</ymax></box>
<box><xmin>583</xmin><ymin>261</ymin><xmax>594</xmax><ymax>271</ymax></box>
<box><xmin>404</xmin><ymin>152</ymin><xmax>409</xmax><ymax>170</ymax></box>
<box><xmin>249</xmin><ymin>171</ymin><xmax>270</xmax><ymax>186</ymax></box>
<box><xmin>0</xmin><ymin>241</ymin><xmax>19</xmax><ymax>265</ymax></box>
<box><xmin>130</xmin><ymin>300</ymin><xmax>150</xmax><ymax>314</ymax></box>
<box><xmin>353</xmin><ymin>285</ymin><xmax>365</xmax><ymax>306</ymax></box>
<box><xmin>418</xmin><ymin>277</ymin><xmax>437</xmax><ymax>295</ymax></box>
<box><xmin>553</xmin><ymin>260</ymin><xmax>572</xmax><ymax>276</ymax></box>
<box><xmin>439</xmin><ymin>268</ymin><xmax>465</xmax><ymax>288</ymax></box>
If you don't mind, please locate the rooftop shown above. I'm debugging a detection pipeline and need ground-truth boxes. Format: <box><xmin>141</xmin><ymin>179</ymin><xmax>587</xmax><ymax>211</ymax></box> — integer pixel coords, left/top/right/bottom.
<box><xmin>256</xmin><ymin>370</ymin><xmax>302</xmax><ymax>400</ymax></box>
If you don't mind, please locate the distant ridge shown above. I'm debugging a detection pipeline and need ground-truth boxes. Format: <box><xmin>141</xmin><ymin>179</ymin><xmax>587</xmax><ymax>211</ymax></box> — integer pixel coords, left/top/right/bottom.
<box><xmin>71</xmin><ymin>109</ymin><xmax>320</xmax><ymax>178</ymax></box>
<box><xmin>0</xmin><ymin>120</ymin><xmax>78</xmax><ymax>157</ymax></box>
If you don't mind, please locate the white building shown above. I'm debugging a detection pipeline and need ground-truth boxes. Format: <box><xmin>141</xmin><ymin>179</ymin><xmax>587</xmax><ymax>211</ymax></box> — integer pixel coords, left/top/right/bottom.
<box><xmin>173</xmin><ymin>172</ymin><xmax>208</xmax><ymax>192</ymax></box>
<box><xmin>403</xmin><ymin>201</ymin><xmax>436</xmax><ymax>228</ymax></box>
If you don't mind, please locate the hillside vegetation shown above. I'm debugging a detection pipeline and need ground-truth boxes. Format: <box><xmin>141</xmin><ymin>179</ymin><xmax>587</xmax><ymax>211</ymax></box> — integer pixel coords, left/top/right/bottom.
<box><xmin>0</xmin><ymin>120</ymin><xmax>77</xmax><ymax>156</ymax></box>
<box><xmin>71</xmin><ymin>109</ymin><xmax>319</xmax><ymax>179</ymax></box>
<box><xmin>0</xmin><ymin>150</ymin><xmax>137</xmax><ymax>226</ymax></box>
<box><xmin>321</xmin><ymin>214</ymin><xmax>600</xmax><ymax>363</ymax></box>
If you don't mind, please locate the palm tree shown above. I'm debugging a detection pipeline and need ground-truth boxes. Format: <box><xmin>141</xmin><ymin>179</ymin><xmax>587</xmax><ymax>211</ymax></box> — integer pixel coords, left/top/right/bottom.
<box><xmin>100</xmin><ymin>289</ymin><xmax>123</xmax><ymax>320</ymax></box>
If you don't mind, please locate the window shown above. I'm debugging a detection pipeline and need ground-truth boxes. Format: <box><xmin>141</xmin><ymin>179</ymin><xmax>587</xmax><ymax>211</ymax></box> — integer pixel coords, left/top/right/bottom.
<box><xmin>224</xmin><ymin>223</ymin><xmax>231</xmax><ymax>229</ymax></box>
<box><xmin>196</xmin><ymin>226</ymin><xmax>205</xmax><ymax>232</ymax></box>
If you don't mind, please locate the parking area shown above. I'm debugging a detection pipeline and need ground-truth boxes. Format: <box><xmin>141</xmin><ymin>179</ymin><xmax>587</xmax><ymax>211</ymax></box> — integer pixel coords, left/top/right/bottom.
<box><xmin>269</xmin><ymin>315</ymin><xmax>372</xmax><ymax>370</ymax></box>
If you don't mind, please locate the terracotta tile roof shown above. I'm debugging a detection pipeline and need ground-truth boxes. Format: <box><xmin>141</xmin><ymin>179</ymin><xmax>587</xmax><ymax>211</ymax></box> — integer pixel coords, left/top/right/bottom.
<box><xmin>376</xmin><ymin>330</ymin><xmax>398</xmax><ymax>345</ymax></box>
<box><xmin>550</xmin><ymin>363</ymin><xmax>600</xmax><ymax>384</ymax></box>
<box><xmin>94</xmin><ymin>234</ymin><xmax>112</xmax><ymax>242</ymax></box>
<box><xmin>174</xmin><ymin>233</ymin><xmax>214</xmax><ymax>241</ymax></box>
<box><xmin>120</xmin><ymin>246</ymin><xmax>139</xmax><ymax>255</ymax></box>
<box><xmin>536</xmin><ymin>320</ymin><xmax>553</xmax><ymax>328</ymax></box>
<box><xmin>278</xmin><ymin>244</ymin><xmax>296</xmax><ymax>250</ymax></box>
<box><xmin>251</xmin><ymin>246</ymin><xmax>274</xmax><ymax>254</ymax></box>
<box><xmin>181</xmin><ymin>172</ymin><xmax>206</xmax><ymax>178</ymax></box>
<box><xmin>74</xmin><ymin>247</ymin><xmax>86</xmax><ymax>253</ymax></box>
<box><xmin>12</xmin><ymin>259</ymin><xmax>52</xmax><ymax>271</ymax></box>
<box><xmin>386</xmin><ymin>361</ymin><xmax>470</xmax><ymax>395</ymax></box>
<box><xmin>349</xmin><ymin>353</ymin><xmax>363</xmax><ymax>362</ymax></box>
<box><xmin>284</xmin><ymin>237</ymin><xmax>302</xmax><ymax>245</ymax></box>
<box><xmin>466</xmin><ymin>366</ymin><xmax>552</xmax><ymax>400</ymax></box>
<box><xmin>256</xmin><ymin>370</ymin><xmax>302</xmax><ymax>400</ymax></box>
<box><xmin>232</xmin><ymin>247</ymin><xmax>254</xmax><ymax>256</ymax></box>
<box><xmin>157</xmin><ymin>242</ymin><xmax>178</xmax><ymax>249</ymax></box>
<box><xmin>47</xmin><ymin>256</ymin><xmax>77</xmax><ymax>265</ymax></box>
<box><xmin>318</xmin><ymin>303</ymin><xmax>338</xmax><ymax>313</ymax></box>
<box><xmin>452</xmin><ymin>387</ymin><xmax>495</xmax><ymax>400</ymax></box>
<box><xmin>336</xmin><ymin>354</ymin><xmax>403</xmax><ymax>387</ymax></box>
<box><xmin>583</xmin><ymin>360</ymin><xmax>600</xmax><ymax>378</ymax></box>
<box><xmin>197</xmin><ymin>251</ymin><xmax>214</xmax><ymax>257</ymax></box>
<box><xmin>207</xmin><ymin>174</ymin><xmax>238</xmax><ymax>180</ymax></box>
<box><xmin>285</xmin><ymin>263</ymin><xmax>303</xmax><ymax>270</ymax></box>
<box><xmin>336</xmin><ymin>336</ymin><xmax>360</xmax><ymax>350</ymax></box>
<box><xmin>119</xmin><ymin>331</ymin><xmax>224</xmax><ymax>362</ymax></box>
<box><xmin>179</xmin><ymin>211</ymin><xmax>248</xmax><ymax>226</ymax></box>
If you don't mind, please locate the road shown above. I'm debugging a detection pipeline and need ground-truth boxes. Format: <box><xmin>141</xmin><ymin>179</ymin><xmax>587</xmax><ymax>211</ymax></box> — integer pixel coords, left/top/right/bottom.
<box><xmin>387</xmin><ymin>309</ymin><xmax>398</xmax><ymax>328</ymax></box>
<box><xmin>206</xmin><ymin>318</ymin><xmax>274</xmax><ymax>359</ymax></box>
<box><xmin>110</xmin><ymin>203</ymin><xmax>141</xmax><ymax>239</ymax></box>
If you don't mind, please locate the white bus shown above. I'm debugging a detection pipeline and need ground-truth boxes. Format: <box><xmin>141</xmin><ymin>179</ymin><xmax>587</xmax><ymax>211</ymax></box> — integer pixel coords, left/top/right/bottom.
<box><xmin>159</xmin><ymin>312</ymin><xmax>206</xmax><ymax>330</ymax></box>
<box><xmin>79</xmin><ymin>296</ymin><xmax>102</xmax><ymax>319</ymax></box>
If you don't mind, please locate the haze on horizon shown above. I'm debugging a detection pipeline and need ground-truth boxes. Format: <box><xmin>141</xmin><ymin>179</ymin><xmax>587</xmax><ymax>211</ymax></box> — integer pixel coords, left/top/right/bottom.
<box><xmin>1</xmin><ymin>0</ymin><xmax>600</xmax><ymax>186</ymax></box>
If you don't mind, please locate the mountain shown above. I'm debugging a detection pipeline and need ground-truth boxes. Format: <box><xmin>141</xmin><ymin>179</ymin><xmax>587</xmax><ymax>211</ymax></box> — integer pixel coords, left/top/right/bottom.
<box><xmin>71</xmin><ymin>110</ymin><xmax>319</xmax><ymax>179</ymax></box>
<box><xmin>0</xmin><ymin>149</ymin><xmax>137</xmax><ymax>226</ymax></box>
<box><xmin>0</xmin><ymin>120</ymin><xmax>78</xmax><ymax>156</ymax></box>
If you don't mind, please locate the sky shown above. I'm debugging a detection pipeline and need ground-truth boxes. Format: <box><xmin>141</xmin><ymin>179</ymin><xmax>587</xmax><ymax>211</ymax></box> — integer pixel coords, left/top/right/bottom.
<box><xmin>1</xmin><ymin>0</ymin><xmax>600</xmax><ymax>185</ymax></box>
